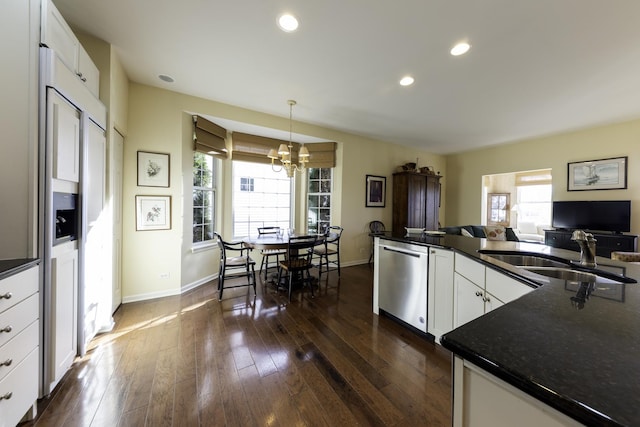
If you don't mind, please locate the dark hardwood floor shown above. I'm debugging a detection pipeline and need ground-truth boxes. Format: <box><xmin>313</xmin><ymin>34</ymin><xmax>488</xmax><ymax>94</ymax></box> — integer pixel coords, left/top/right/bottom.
<box><xmin>23</xmin><ymin>264</ymin><xmax>452</xmax><ymax>426</ymax></box>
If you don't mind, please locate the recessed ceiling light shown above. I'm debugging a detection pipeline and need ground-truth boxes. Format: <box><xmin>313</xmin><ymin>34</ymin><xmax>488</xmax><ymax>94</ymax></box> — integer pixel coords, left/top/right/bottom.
<box><xmin>450</xmin><ymin>42</ymin><xmax>471</xmax><ymax>56</ymax></box>
<box><xmin>278</xmin><ymin>14</ymin><xmax>299</xmax><ymax>32</ymax></box>
<box><xmin>158</xmin><ymin>74</ymin><xmax>174</xmax><ymax>83</ymax></box>
<box><xmin>399</xmin><ymin>76</ymin><xmax>415</xmax><ymax>86</ymax></box>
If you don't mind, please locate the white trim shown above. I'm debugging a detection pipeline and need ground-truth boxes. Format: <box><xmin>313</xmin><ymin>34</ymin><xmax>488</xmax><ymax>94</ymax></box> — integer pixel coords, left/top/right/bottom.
<box><xmin>181</xmin><ymin>274</ymin><xmax>216</xmax><ymax>293</ymax></box>
<box><xmin>191</xmin><ymin>241</ymin><xmax>216</xmax><ymax>253</ymax></box>
<box><xmin>122</xmin><ymin>274</ymin><xmax>217</xmax><ymax>303</ymax></box>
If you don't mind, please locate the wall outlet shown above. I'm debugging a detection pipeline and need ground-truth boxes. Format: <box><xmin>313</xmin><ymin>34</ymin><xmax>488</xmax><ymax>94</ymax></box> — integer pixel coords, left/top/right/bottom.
<box><xmin>159</xmin><ymin>272</ymin><xmax>170</xmax><ymax>279</ymax></box>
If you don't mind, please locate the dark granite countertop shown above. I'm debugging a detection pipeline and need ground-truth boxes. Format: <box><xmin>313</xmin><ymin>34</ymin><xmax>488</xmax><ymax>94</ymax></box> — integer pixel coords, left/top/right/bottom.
<box><xmin>0</xmin><ymin>258</ymin><xmax>40</xmax><ymax>281</ymax></box>
<box><xmin>377</xmin><ymin>232</ymin><xmax>640</xmax><ymax>426</ymax></box>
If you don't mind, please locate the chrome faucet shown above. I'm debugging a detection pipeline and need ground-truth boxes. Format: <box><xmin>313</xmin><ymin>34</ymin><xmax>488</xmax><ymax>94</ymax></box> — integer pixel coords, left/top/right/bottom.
<box><xmin>571</xmin><ymin>230</ymin><xmax>597</xmax><ymax>267</ymax></box>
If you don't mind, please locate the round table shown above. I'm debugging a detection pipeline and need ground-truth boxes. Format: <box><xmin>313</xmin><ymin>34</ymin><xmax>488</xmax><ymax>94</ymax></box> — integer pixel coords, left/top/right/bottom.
<box><xmin>242</xmin><ymin>234</ymin><xmax>326</xmax><ymax>288</ymax></box>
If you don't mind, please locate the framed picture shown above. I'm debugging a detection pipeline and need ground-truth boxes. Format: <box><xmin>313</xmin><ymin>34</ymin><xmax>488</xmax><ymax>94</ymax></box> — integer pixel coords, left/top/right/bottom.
<box><xmin>567</xmin><ymin>156</ymin><xmax>627</xmax><ymax>191</ymax></box>
<box><xmin>366</xmin><ymin>175</ymin><xmax>386</xmax><ymax>207</ymax></box>
<box><xmin>487</xmin><ymin>193</ymin><xmax>510</xmax><ymax>226</ymax></box>
<box><xmin>138</xmin><ymin>151</ymin><xmax>170</xmax><ymax>187</ymax></box>
<box><xmin>136</xmin><ymin>195</ymin><xmax>171</xmax><ymax>231</ymax></box>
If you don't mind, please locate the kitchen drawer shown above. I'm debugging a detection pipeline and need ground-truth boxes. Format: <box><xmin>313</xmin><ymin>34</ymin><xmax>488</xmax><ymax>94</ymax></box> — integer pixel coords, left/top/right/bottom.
<box><xmin>0</xmin><ymin>294</ymin><xmax>38</xmax><ymax>349</ymax></box>
<box><xmin>0</xmin><ymin>348</ymin><xmax>38</xmax><ymax>427</ymax></box>
<box><xmin>455</xmin><ymin>253</ymin><xmax>485</xmax><ymax>287</ymax></box>
<box><xmin>0</xmin><ymin>265</ymin><xmax>39</xmax><ymax>314</ymax></box>
<box><xmin>0</xmin><ymin>321</ymin><xmax>38</xmax><ymax>383</ymax></box>
<box><xmin>486</xmin><ymin>268</ymin><xmax>533</xmax><ymax>304</ymax></box>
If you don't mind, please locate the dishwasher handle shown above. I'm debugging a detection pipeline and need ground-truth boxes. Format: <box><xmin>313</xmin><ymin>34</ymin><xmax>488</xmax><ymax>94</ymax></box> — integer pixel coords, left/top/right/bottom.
<box><xmin>382</xmin><ymin>246</ymin><xmax>422</xmax><ymax>258</ymax></box>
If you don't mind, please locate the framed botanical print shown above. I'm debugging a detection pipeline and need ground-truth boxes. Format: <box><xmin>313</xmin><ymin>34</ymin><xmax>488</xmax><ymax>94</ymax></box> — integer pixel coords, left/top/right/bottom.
<box><xmin>136</xmin><ymin>195</ymin><xmax>171</xmax><ymax>231</ymax></box>
<box><xmin>138</xmin><ymin>151</ymin><xmax>170</xmax><ymax>187</ymax></box>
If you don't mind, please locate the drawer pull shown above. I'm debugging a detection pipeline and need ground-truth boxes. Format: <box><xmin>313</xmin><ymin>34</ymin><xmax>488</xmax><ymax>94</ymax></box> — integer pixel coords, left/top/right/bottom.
<box><xmin>0</xmin><ymin>326</ymin><xmax>12</xmax><ymax>333</ymax></box>
<box><xmin>0</xmin><ymin>359</ymin><xmax>12</xmax><ymax>367</ymax></box>
<box><xmin>0</xmin><ymin>292</ymin><xmax>11</xmax><ymax>299</ymax></box>
<box><xmin>475</xmin><ymin>291</ymin><xmax>482</xmax><ymax>297</ymax></box>
<box><xmin>0</xmin><ymin>392</ymin><xmax>12</xmax><ymax>400</ymax></box>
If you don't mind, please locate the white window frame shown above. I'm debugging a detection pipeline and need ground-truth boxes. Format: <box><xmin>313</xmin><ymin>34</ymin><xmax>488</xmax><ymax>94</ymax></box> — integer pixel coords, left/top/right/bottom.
<box><xmin>193</xmin><ymin>152</ymin><xmax>217</xmax><ymax>247</ymax></box>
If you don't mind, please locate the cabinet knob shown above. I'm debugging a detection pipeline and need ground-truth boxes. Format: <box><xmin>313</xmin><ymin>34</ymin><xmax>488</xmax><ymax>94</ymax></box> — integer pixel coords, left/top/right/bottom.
<box><xmin>0</xmin><ymin>326</ymin><xmax>12</xmax><ymax>333</ymax></box>
<box><xmin>0</xmin><ymin>392</ymin><xmax>12</xmax><ymax>400</ymax></box>
<box><xmin>0</xmin><ymin>359</ymin><xmax>11</xmax><ymax>367</ymax></box>
<box><xmin>483</xmin><ymin>296</ymin><xmax>490</xmax><ymax>302</ymax></box>
<box><xmin>475</xmin><ymin>291</ymin><xmax>482</xmax><ymax>297</ymax></box>
<box><xmin>81</xmin><ymin>76</ymin><xmax>87</xmax><ymax>82</ymax></box>
<box><xmin>0</xmin><ymin>292</ymin><xmax>11</xmax><ymax>299</ymax></box>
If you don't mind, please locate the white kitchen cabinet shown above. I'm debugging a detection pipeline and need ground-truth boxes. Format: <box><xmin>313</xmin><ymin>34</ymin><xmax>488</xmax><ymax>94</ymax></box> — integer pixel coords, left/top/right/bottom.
<box><xmin>49</xmin><ymin>90</ymin><xmax>81</xmax><ymax>183</ymax></box>
<box><xmin>454</xmin><ymin>272</ymin><xmax>487</xmax><ymax>328</ymax></box>
<box><xmin>0</xmin><ymin>0</ymin><xmax>39</xmax><ymax>259</ymax></box>
<box><xmin>41</xmin><ymin>0</ymin><xmax>100</xmax><ymax>97</ymax></box>
<box><xmin>50</xmin><ymin>248</ymin><xmax>78</xmax><ymax>389</ymax></box>
<box><xmin>486</xmin><ymin>268</ymin><xmax>533</xmax><ymax>303</ymax></box>
<box><xmin>453</xmin><ymin>254</ymin><xmax>532</xmax><ymax>328</ymax></box>
<box><xmin>0</xmin><ymin>264</ymin><xmax>39</xmax><ymax>426</ymax></box>
<box><xmin>452</xmin><ymin>357</ymin><xmax>581</xmax><ymax>427</ymax></box>
<box><xmin>428</xmin><ymin>247</ymin><xmax>454</xmax><ymax>342</ymax></box>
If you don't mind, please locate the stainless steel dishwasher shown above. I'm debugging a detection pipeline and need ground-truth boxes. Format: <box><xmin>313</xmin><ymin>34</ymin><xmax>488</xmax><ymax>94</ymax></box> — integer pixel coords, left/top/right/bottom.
<box><xmin>378</xmin><ymin>240</ymin><xmax>429</xmax><ymax>332</ymax></box>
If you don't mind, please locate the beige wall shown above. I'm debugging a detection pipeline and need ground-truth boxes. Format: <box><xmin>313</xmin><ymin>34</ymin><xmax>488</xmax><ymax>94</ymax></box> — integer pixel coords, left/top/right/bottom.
<box><xmin>445</xmin><ymin>119</ymin><xmax>640</xmax><ymax>234</ymax></box>
<box><xmin>123</xmin><ymin>83</ymin><xmax>446</xmax><ymax>301</ymax></box>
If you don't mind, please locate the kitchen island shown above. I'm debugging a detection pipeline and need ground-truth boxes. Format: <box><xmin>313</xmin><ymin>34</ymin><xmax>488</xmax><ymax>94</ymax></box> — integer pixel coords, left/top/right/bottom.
<box><xmin>375</xmin><ymin>232</ymin><xmax>640</xmax><ymax>427</ymax></box>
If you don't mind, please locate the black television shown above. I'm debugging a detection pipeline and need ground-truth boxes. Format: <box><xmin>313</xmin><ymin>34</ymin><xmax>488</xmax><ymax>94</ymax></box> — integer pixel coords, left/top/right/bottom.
<box><xmin>552</xmin><ymin>200</ymin><xmax>631</xmax><ymax>233</ymax></box>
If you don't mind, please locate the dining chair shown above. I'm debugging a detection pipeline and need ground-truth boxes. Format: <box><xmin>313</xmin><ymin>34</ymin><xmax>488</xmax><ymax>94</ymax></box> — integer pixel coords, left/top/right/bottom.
<box><xmin>214</xmin><ymin>232</ymin><xmax>256</xmax><ymax>301</ymax></box>
<box><xmin>257</xmin><ymin>226</ymin><xmax>287</xmax><ymax>281</ymax></box>
<box><xmin>276</xmin><ymin>234</ymin><xmax>318</xmax><ymax>301</ymax></box>
<box><xmin>368</xmin><ymin>220</ymin><xmax>386</xmax><ymax>263</ymax></box>
<box><xmin>313</xmin><ymin>226</ymin><xmax>343</xmax><ymax>279</ymax></box>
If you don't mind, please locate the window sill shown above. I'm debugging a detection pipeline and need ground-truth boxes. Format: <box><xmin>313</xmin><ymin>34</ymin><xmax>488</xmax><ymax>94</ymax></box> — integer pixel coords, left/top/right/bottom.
<box><xmin>191</xmin><ymin>242</ymin><xmax>217</xmax><ymax>253</ymax></box>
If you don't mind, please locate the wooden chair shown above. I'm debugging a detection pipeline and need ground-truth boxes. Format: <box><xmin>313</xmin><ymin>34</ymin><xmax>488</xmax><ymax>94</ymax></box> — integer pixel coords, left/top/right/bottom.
<box><xmin>368</xmin><ymin>220</ymin><xmax>386</xmax><ymax>263</ymax></box>
<box><xmin>214</xmin><ymin>232</ymin><xmax>256</xmax><ymax>301</ymax></box>
<box><xmin>276</xmin><ymin>234</ymin><xmax>318</xmax><ymax>301</ymax></box>
<box><xmin>313</xmin><ymin>226</ymin><xmax>343</xmax><ymax>279</ymax></box>
<box><xmin>257</xmin><ymin>226</ymin><xmax>287</xmax><ymax>281</ymax></box>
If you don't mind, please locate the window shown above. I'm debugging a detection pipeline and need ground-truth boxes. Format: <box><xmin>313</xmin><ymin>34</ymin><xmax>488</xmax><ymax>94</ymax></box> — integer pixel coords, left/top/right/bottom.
<box><xmin>232</xmin><ymin>161</ymin><xmax>291</xmax><ymax>238</ymax></box>
<box><xmin>308</xmin><ymin>168</ymin><xmax>332</xmax><ymax>234</ymax></box>
<box><xmin>193</xmin><ymin>152</ymin><xmax>216</xmax><ymax>244</ymax></box>
<box><xmin>516</xmin><ymin>185</ymin><xmax>552</xmax><ymax>225</ymax></box>
<box><xmin>240</xmin><ymin>177</ymin><xmax>254</xmax><ymax>192</ymax></box>
<box><xmin>487</xmin><ymin>193</ymin><xmax>509</xmax><ymax>226</ymax></box>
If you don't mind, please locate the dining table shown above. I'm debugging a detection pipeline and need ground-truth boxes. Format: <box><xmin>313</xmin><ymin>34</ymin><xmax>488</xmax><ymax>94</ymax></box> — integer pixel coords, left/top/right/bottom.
<box><xmin>242</xmin><ymin>233</ymin><xmax>326</xmax><ymax>287</ymax></box>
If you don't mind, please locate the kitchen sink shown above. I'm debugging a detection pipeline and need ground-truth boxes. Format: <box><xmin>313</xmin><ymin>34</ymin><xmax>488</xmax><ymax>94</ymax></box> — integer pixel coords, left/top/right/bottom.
<box><xmin>478</xmin><ymin>250</ymin><xmax>637</xmax><ymax>284</ymax></box>
<box><xmin>520</xmin><ymin>266</ymin><xmax>635</xmax><ymax>284</ymax></box>
<box><xmin>481</xmin><ymin>253</ymin><xmax>570</xmax><ymax>268</ymax></box>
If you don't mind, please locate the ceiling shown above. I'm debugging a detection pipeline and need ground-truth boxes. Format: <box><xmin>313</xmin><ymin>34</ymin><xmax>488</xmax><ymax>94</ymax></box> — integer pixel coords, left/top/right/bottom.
<box><xmin>53</xmin><ymin>0</ymin><xmax>640</xmax><ymax>154</ymax></box>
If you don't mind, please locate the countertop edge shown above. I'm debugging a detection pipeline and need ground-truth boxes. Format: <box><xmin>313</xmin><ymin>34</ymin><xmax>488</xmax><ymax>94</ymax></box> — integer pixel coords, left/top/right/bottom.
<box><xmin>0</xmin><ymin>258</ymin><xmax>41</xmax><ymax>280</ymax></box>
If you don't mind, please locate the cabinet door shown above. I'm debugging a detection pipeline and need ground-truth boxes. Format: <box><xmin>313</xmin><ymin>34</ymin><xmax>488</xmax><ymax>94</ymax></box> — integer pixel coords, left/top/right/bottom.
<box><xmin>428</xmin><ymin>248</ymin><xmax>455</xmax><ymax>341</ymax></box>
<box><xmin>484</xmin><ymin>292</ymin><xmax>504</xmax><ymax>313</ymax></box>
<box><xmin>41</xmin><ymin>0</ymin><xmax>79</xmax><ymax>72</ymax></box>
<box><xmin>50</xmin><ymin>91</ymin><xmax>80</xmax><ymax>182</ymax></box>
<box><xmin>425</xmin><ymin>176</ymin><xmax>440</xmax><ymax>231</ymax></box>
<box><xmin>78</xmin><ymin>45</ymin><xmax>100</xmax><ymax>97</ymax></box>
<box><xmin>51</xmin><ymin>249</ymin><xmax>78</xmax><ymax>384</ymax></box>
<box><xmin>406</xmin><ymin>174</ymin><xmax>427</xmax><ymax>228</ymax></box>
<box><xmin>454</xmin><ymin>273</ymin><xmax>485</xmax><ymax>328</ymax></box>
<box><xmin>486</xmin><ymin>268</ymin><xmax>533</xmax><ymax>304</ymax></box>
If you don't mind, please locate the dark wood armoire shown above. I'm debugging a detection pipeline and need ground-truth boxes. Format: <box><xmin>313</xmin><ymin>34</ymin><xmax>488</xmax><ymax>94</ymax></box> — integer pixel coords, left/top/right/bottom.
<box><xmin>392</xmin><ymin>172</ymin><xmax>442</xmax><ymax>232</ymax></box>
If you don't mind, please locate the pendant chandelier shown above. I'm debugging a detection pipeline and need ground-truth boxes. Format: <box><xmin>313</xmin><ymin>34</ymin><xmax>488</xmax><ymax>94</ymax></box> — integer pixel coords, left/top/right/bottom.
<box><xmin>267</xmin><ymin>100</ymin><xmax>309</xmax><ymax>178</ymax></box>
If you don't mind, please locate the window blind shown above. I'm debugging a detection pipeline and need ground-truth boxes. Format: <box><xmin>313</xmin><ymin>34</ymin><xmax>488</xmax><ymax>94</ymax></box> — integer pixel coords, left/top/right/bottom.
<box><xmin>515</xmin><ymin>169</ymin><xmax>552</xmax><ymax>186</ymax></box>
<box><xmin>232</xmin><ymin>132</ymin><xmax>336</xmax><ymax>168</ymax></box>
<box><xmin>193</xmin><ymin>115</ymin><xmax>228</xmax><ymax>158</ymax></box>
